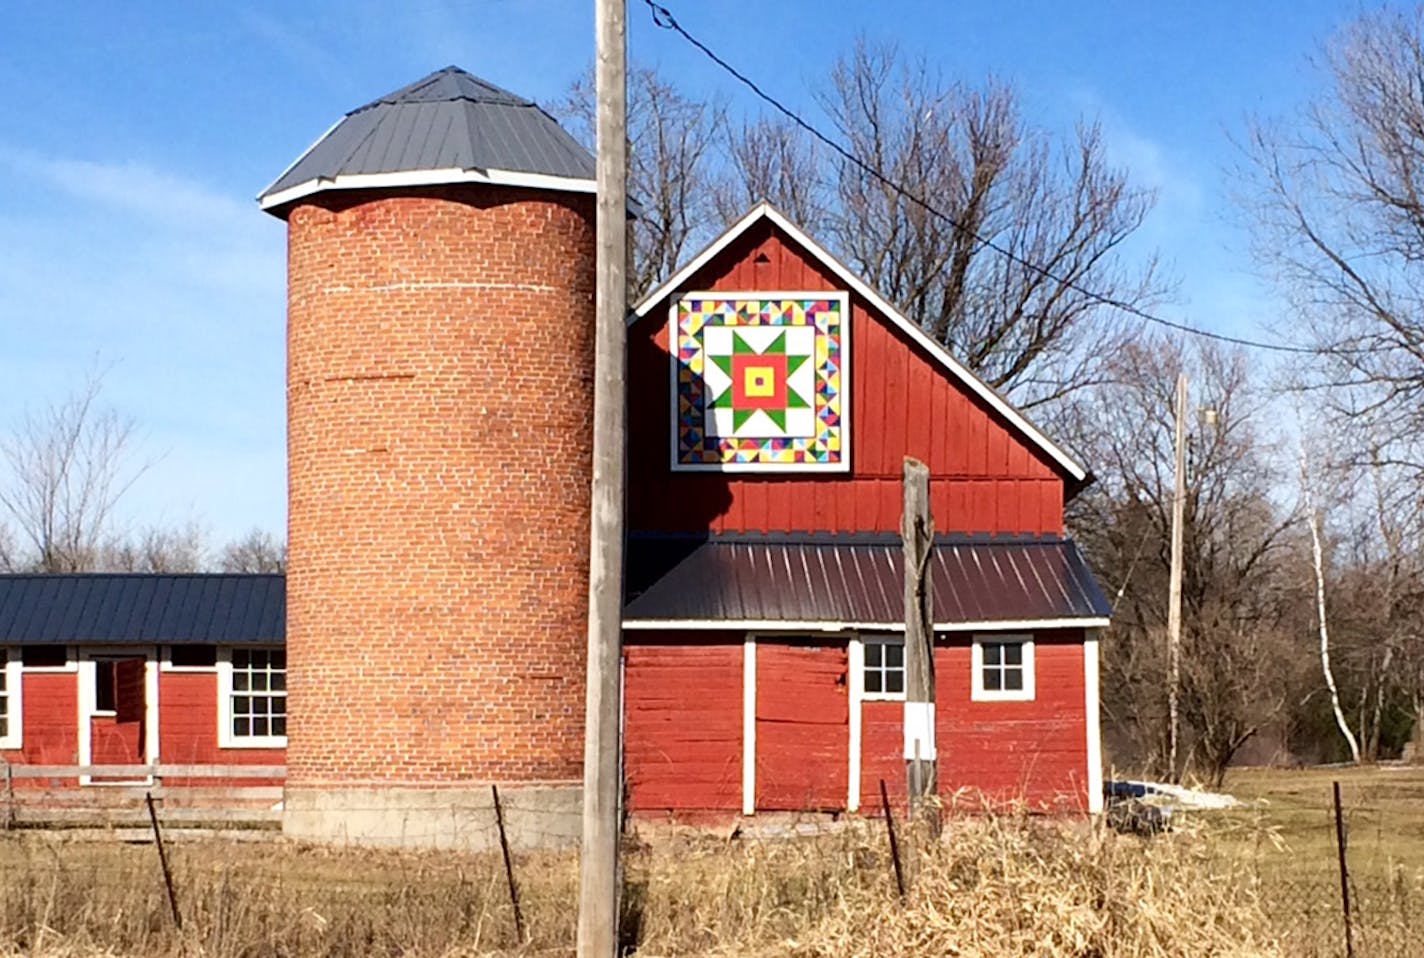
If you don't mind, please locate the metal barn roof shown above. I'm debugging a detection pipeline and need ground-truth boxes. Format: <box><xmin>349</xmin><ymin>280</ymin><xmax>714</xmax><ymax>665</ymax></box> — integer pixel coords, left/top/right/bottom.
<box><xmin>623</xmin><ymin>535</ymin><xmax>1111</xmax><ymax>631</ymax></box>
<box><xmin>0</xmin><ymin>574</ymin><xmax>285</xmax><ymax>644</ymax></box>
<box><xmin>260</xmin><ymin>65</ymin><xmax>596</xmax><ymax>212</ymax></box>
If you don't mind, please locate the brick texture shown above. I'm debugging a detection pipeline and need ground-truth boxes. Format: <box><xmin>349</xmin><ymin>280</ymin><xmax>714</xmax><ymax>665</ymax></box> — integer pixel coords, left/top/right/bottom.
<box><xmin>284</xmin><ymin>185</ymin><xmax>595</xmax><ymax>786</ymax></box>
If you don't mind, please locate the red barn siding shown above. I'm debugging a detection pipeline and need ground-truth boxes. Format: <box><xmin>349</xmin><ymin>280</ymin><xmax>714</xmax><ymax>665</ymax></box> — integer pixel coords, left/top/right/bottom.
<box><xmin>936</xmin><ymin>632</ymin><xmax>1088</xmax><ymax>811</ymax></box>
<box><xmin>755</xmin><ymin>638</ymin><xmax>848</xmax><ymax>811</ymax></box>
<box><xmin>623</xmin><ymin>633</ymin><xmax>742</xmax><ymax>812</ymax></box>
<box><xmin>158</xmin><ymin>671</ymin><xmax>284</xmax><ymax>785</ymax></box>
<box><xmin>628</xmin><ymin>222</ymin><xmax>1066</xmax><ymax>537</ymax></box>
<box><xmin>859</xmin><ymin>632</ymin><xmax>1089</xmax><ymax>813</ymax></box>
<box><xmin>1</xmin><ymin>672</ymin><xmax>79</xmax><ymax>779</ymax></box>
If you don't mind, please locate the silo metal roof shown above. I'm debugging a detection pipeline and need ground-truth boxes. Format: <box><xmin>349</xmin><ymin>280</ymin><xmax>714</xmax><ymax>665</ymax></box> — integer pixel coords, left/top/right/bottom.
<box><xmin>259</xmin><ymin>66</ymin><xmax>596</xmax><ymax>214</ymax></box>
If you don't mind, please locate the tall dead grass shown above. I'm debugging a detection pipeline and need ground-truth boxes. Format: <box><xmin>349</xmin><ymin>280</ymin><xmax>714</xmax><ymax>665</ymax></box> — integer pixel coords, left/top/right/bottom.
<box><xmin>0</xmin><ymin>812</ymin><xmax>1280</xmax><ymax>957</ymax></box>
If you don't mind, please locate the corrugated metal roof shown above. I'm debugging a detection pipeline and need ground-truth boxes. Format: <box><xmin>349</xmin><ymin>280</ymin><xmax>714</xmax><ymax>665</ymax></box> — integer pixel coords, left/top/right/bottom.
<box><xmin>260</xmin><ymin>65</ymin><xmax>595</xmax><ymax>206</ymax></box>
<box><xmin>0</xmin><ymin>575</ymin><xmax>284</xmax><ymax>644</ymax></box>
<box><xmin>624</xmin><ymin>535</ymin><xmax>1110</xmax><ymax>628</ymax></box>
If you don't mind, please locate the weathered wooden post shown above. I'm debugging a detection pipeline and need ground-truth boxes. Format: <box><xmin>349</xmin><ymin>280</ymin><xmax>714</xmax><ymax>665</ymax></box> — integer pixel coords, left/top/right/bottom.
<box><xmin>902</xmin><ymin>457</ymin><xmax>936</xmax><ymax>832</ymax></box>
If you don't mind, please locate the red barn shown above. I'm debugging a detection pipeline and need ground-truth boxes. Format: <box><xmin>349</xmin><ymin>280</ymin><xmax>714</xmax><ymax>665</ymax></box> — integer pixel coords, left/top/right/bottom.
<box><xmin>619</xmin><ymin>202</ymin><xmax>1109</xmax><ymax>817</ymax></box>
<box><xmin>0</xmin><ymin>68</ymin><xmax>1109</xmax><ymax>838</ymax></box>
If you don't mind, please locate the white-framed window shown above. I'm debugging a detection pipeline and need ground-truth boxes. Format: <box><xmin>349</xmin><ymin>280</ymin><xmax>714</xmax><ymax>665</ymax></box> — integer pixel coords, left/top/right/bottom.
<box><xmin>862</xmin><ymin>635</ymin><xmax>906</xmax><ymax>700</ymax></box>
<box><xmin>218</xmin><ymin>647</ymin><xmax>287</xmax><ymax>748</ymax></box>
<box><xmin>0</xmin><ymin>647</ymin><xmax>21</xmax><ymax>749</ymax></box>
<box><xmin>971</xmin><ymin>635</ymin><xmax>1035</xmax><ymax>702</ymax></box>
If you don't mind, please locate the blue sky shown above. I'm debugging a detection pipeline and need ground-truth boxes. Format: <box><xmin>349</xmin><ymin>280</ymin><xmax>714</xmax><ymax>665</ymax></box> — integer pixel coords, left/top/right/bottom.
<box><xmin>0</xmin><ymin>0</ymin><xmax>1375</xmax><ymax>547</ymax></box>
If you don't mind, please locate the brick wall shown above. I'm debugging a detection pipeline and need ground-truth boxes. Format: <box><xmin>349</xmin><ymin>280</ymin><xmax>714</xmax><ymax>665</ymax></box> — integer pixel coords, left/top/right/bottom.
<box><xmin>284</xmin><ymin>185</ymin><xmax>596</xmax><ymax>786</ymax></box>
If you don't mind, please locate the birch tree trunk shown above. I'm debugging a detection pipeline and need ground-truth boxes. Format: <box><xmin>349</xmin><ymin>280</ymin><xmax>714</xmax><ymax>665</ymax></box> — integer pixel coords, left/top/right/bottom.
<box><xmin>1305</xmin><ymin>493</ymin><xmax>1362</xmax><ymax>764</ymax></box>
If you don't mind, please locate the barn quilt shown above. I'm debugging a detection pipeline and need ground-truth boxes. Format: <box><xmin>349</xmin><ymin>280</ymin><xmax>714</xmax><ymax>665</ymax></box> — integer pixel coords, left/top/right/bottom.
<box><xmin>673</xmin><ymin>293</ymin><xmax>848</xmax><ymax>470</ymax></box>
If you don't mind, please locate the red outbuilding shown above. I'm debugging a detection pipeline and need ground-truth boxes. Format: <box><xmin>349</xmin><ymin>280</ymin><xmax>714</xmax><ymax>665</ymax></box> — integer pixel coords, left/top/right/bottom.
<box><xmin>0</xmin><ymin>575</ymin><xmax>286</xmax><ymax>789</ymax></box>
<box><xmin>620</xmin><ymin>202</ymin><xmax>1109</xmax><ymax>817</ymax></box>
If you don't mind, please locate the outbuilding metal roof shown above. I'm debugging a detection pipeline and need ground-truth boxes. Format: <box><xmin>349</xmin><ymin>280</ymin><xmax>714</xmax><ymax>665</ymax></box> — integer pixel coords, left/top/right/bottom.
<box><xmin>260</xmin><ymin>65</ymin><xmax>596</xmax><ymax>211</ymax></box>
<box><xmin>623</xmin><ymin>534</ymin><xmax>1110</xmax><ymax>630</ymax></box>
<box><xmin>0</xmin><ymin>575</ymin><xmax>285</xmax><ymax>644</ymax></box>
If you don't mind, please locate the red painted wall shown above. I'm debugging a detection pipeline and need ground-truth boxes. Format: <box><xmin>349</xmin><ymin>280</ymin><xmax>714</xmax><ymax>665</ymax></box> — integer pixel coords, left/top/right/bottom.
<box><xmin>628</xmin><ymin>220</ymin><xmax>1067</xmax><ymax>537</ymax></box>
<box><xmin>1</xmin><ymin>672</ymin><xmax>79</xmax><ymax>779</ymax></box>
<box><xmin>755</xmin><ymin>638</ymin><xmax>848</xmax><ymax>811</ymax></box>
<box><xmin>158</xmin><ymin>672</ymin><xmax>284</xmax><ymax>783</ymax></box>
<box><xmin>623</xmin><ymin>634</ymin><xmax>742</xmax><ymax>812</ymax></box>
<box><xmin>860</xmin><ymin>631</ymin><xmax>1089</xmax><ymax>812</ymax></box>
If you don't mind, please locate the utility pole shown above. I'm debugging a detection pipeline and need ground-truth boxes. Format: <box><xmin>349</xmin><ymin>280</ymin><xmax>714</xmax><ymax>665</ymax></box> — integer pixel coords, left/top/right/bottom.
<box><xmin>1166</xmin><ymin>373</ymin><xmax>1187</xmax><ymax>784</ymax></box>
<box><xmin>902</xmin><ymin>457</ymin><xmax>936</xmax><ymax>825</ymax></box>
<box><xmin>577</xmin><ymin>0</ymin><xmax>626</xmax><ymax>954</ymax></box>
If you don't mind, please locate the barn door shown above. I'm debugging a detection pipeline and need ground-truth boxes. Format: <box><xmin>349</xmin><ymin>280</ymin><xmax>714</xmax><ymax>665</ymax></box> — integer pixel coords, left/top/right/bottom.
<box><xmin>754</xmin><ymin>638</ymin><xmax>849</xmax><ymax>811</ymax></box>
<box><xmin>83</xmin><ymin>652</ymin><xmax>153</xmax><ymax>784</ymax></box>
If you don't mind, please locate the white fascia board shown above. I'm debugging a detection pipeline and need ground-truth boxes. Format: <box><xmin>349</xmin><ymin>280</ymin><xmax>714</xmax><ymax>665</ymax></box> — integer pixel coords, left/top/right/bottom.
<box><xmin>258</xmin><ymin>167</ymin><xmax>598</xmax><ymax>211</ymax></box>
<box><xmin>628</xmin><ymin>201</ymin><xmax>1088</xmax><ymax>483</ymax></box>
<box><xmin>622</xmin><ymin>616</ymin><xmax>1111</xmax><ymax>633</ymax></box>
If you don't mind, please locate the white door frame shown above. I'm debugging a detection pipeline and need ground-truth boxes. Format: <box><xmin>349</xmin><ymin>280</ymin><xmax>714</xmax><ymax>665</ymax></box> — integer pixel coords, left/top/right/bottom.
<box><xmin>78</xmin><ymin>646</ymin><xmax>159</xmax><ymax>785</ymax></box>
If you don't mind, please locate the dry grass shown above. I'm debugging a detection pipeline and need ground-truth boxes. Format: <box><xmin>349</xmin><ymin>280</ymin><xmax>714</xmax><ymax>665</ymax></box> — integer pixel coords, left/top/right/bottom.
<box><xmin>0</xmin><ymin>811</ymin><xmax>1280</xmax><ymax>958</ymax></box>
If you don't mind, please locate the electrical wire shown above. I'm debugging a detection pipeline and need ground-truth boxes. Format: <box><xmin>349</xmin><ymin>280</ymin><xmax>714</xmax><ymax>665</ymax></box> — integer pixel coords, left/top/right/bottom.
<box><xmin>640</xmin><ymin>0</ymin><xmax>1323</xmax><ymax>356</ymax></box>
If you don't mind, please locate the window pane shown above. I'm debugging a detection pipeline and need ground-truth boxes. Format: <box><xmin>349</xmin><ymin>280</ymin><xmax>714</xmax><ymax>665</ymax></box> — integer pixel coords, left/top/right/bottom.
<box><xmin>270</xmin><ymin>652</ymin><xmax>286</xmax><ymax>670</ymax></box>
<box><xmin>865</xmin><ymin>643</ymin><xmax>882</xmax><ymax>667</ymax></box>
<box><xmin>983</xmin><ymin>669</ymin><xmax>1001</xmax><ymax>691</ymax></box>
<box><xmin>885</xmin><ymin>644</ymin><xmax>904</xmax><ymax>668</ymax></box>
<box><xmin>253</xmin><ymin>718</ymin><xmax>269</xmax><ymax>737</ymax></box>
<box><xmin>0</xmin><ymin>671</ymin><xmax>6</xmax><ymax>692</ymax></box>
<box><xmin>95</xmin><ymin>662</ymin><xmax>116</xmax><ymax>712</ymax></box>
<box><xmin>865</xmin><ymin>671</ymin><xmax>882</xmax><ymax>693</ymax></box>
<box><xmin>233</xmin><ymin>650</ymin><xmax>251</xmax><ymax>669</ymax></box>
<box><xmin>886</xmin><ymin>670</ymin><xmax>904</xmax><ymax>694</ymax></box>
<box><xmin>1004</xmin><ymin>668</ymin><xmax>1023</xmax><ymax>691</ymax></box>
<box><xmin>271</xmin><ymin>671</ymin><xmax>286</xmax><ymax>692</ymax></box>
<box><xmin>983</xmin><ymin>644</ymin><xmax>1001</xmax><ymax>666</ymax></box>
<box><xmin>234</xmin><ymin>696</ymin><xmax>251</xmax><ymax>714</ymax></box>
<box><xmin>273</xmin><ymin>716</ymin><xmax>286</xmax><ymax>737</ymax></box>
<box><xmin>233</xmin><ymin>672</ymin><xmax>249</xmax><ymax>691</ymax></box>
<box><xmin>234</xmin><ymin>717</ymin><xmax>251</xmax><ymax>736</ymax></box>
<box><xmin>0</xmin><ymin>715</ymin><xmax>7</xmax><ymax>737</ymax></box>
<box><xmin>1004</xmin><ymin>643</ymin><xmax>1023</xmax><ymax>666</ymax></box>
<box><xmin>250</xmin><ymin>672</ymin><xmax>269</xmax><ymax>692</ymax></box>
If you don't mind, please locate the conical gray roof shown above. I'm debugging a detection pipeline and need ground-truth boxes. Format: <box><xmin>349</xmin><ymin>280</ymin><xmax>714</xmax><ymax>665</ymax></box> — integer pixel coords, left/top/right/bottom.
<box><xmin>260</xmin><ymin>66</ymin><xmax>595</xmax><ymax>213</ymax></box>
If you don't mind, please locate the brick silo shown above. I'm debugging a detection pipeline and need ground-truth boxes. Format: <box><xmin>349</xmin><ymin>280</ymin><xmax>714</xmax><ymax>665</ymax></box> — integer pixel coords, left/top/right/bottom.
<box><xmin>260</xmin><ymin>67</ymin><xmax>595</xmax><ymax>848</ymax></box>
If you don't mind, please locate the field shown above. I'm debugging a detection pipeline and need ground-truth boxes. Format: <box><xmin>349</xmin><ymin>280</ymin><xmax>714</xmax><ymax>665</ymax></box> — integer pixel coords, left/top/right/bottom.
<box><xmin>0</xmin><ymin>766</ymin><xmax>1419</xmax><ymax>957</ymax></box>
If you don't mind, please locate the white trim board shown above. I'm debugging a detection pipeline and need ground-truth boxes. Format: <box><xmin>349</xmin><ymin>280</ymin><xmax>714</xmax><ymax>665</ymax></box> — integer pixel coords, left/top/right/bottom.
<box><xmin>259</xmin><ymin>166</ymin><xmax>598</xmax><ymax>211</ymax></box>
<box><xmin>77</xmin><ymin>647</ymin><xmax>159</xmax><ymax>786</ymax></box>
<box><xmin>623</xmin><ymin>617</ymin><xmax>1110</xmax><ymax>633</ymax></box>
<box><xmin>629</xmin><ymin>201</ymin><xmax>1088</xmax><ymax>483</ymax></box>
<box><xmin>1084</xmin><ymin>630</ymin><xmax>1104</xmax><ymax>814</ymax></box>
<box><xmin>742</xmin><ymin>636</ymin><xmax>756</xmax><ymax>816</ymax></box>
<box><xmin>0</xmin><ymin>647</ymin><xmax>21</xmax><ymax>750</ymax></box>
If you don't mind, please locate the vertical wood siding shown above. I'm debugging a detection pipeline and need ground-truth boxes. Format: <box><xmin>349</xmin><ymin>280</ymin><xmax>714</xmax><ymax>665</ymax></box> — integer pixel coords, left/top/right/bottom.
<box><xmin>158</xmin><ymin>671</ymin><xmax>285</xmax><ymax>785</ymax></box>
<box><xmin>754</xmin><ymin>638</ymin><xmax>849</xmax><ymax>811</ymax></box>
<box><xmin>628</xmin><ymin>221</ymin><xmax>1066</xmax><ymax>536</ymax></box>
<box><xmin>623</xmin><ymin>633</ymin><xmax>743</xmax><ymax>811</ymax></box>
<box><xmin>1</xmin><ymin>672</ymin><xmax>79</xmax><ymax>777</ymax></box>
<box><xmin>860</xmin><ymin>631</ymin><xmax>1089</xmax><ymax>812</ymax></box>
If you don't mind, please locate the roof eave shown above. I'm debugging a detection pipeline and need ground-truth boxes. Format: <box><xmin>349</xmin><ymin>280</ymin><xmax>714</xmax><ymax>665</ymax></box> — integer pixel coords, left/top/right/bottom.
<box><xmin>259</xmin><ymin>166</ymin><xmax>599</xmax><ymax>216</ymax></box>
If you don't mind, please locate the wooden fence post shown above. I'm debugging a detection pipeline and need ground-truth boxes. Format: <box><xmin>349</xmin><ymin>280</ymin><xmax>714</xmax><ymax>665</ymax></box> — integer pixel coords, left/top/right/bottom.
<box><xmin>1332</xmin><ymin>781</ymin><xmax>1353</xmax><ymax>958</ymax></box>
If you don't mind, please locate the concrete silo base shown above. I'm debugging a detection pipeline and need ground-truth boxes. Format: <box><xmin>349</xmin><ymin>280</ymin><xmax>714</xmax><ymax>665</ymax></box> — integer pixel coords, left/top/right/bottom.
<box><xmin>282</xmin><ymin>784</ymin><xmax>583</xmax><ymax>851</ymax></box>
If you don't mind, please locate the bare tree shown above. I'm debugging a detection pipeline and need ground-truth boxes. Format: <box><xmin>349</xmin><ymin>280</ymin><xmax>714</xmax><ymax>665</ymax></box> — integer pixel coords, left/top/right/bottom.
<box><xmin>1072</xmin><ymin>337</ymin><xmax>1303</xmax><ymax>783</ymax></box>
<box><xmin>219</xmin><ymin>528</ymin><xmax>286</xmax><ymax>573</ymax></box>
<box><xmin>102</xmin><ymin>522</ymin><xmax>208</xmax><ymax>573</ymax></box>
<box><xmin>0</xmin><ymin>372</ymin><xmax>148</xmax><ymax>572</ymax></box>
<box><xmin>812</xmin><ymin>41</ymin><xmax>1163</xmax><ymax>409</ymax></box>
<box><xmin>558</xmin><ymin>66</ymin><xmax>725</xmax><ymax>299</ymax></box>
<box><xmin>1244</xmin><ymin>8</ymin><xmax>1424</xmax><ymax>478</ymax></box>
<box><xmin>713</xmin><ymin>115</ymin><xmax>829</xmax><ymax>232</ymax></box>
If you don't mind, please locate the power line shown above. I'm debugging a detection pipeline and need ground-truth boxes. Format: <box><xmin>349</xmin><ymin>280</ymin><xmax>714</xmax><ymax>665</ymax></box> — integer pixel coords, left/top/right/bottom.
<box><xmin>640</xmin><ymin>0</ymin><xmax>1322</xmax><ymax>357</ymax></box>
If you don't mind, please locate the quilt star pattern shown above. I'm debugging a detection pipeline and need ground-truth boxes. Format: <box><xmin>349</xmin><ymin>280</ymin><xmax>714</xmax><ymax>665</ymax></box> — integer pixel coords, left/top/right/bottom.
<box><xmin>673</xmin><ymin>293</ymin><xmax>848</xmax><ymax>470</ymax></box>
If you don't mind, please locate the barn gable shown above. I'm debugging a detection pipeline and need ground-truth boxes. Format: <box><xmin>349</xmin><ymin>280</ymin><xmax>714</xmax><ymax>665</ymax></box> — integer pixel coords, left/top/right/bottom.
<box><xmin>626</xmin><ymin>202</ymin><xmax>1088</xmax><ymax>538</ymax></box>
